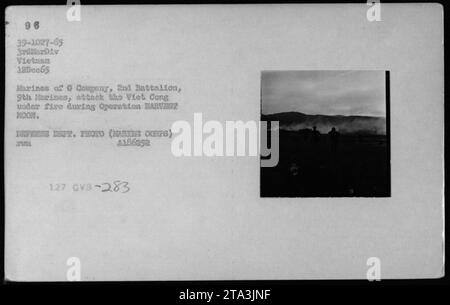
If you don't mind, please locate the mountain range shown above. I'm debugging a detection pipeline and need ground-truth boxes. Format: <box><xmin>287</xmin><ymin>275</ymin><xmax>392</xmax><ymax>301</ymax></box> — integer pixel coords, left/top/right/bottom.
<box><xmin>261</xmin><ymin>112</ymin><xmax>386</xmax><ymax>135</ymax></box>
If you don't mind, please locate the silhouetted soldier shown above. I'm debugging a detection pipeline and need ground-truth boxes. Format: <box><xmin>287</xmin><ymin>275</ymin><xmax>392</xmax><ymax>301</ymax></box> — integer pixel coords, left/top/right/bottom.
<box><xmin>328</xmin><ymin>127</ymin><xmax>340</xmax><ymax>154</ymax></box>
<box><xmin>311</xmin><ymin>126</ymin><xmax>320</xmax><ymax>144</ymax></box>
<box><xmin>309</xmin><ymin>126</ymin><xmax>321</xmax><ymax>171</ymax></box>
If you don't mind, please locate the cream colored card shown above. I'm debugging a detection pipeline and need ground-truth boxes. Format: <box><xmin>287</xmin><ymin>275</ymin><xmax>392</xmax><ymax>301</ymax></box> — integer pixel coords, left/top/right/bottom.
<box><xmin>4</xmin><ymin>4</ymin><xmax>444</xmax><ymax>281</ymax></box>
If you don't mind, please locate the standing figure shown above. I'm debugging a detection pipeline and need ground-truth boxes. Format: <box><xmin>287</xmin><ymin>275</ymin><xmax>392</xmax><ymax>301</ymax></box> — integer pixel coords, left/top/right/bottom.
<box><xmin>328</xmin><ymin>127</ymin><xmax>340</xmax><ymax>154</ymax></box>
<box><xmin>311</xmin><ymin>126</ymin><xmax>320</xmax><ymax>144</ymax></box>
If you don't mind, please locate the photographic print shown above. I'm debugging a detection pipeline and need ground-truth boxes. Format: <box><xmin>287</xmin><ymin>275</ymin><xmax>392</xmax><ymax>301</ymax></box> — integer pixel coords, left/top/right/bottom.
<box><xmin>261</xmin><ymin>70</ymin><xmax>390</xmax><ymax>197</ymax></box>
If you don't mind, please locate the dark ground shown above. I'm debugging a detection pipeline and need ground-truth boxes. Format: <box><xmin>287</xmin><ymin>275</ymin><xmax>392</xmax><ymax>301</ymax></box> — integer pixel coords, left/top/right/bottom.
<box><xmin>261</xmin><ymin>130</ymin><xmax>390</xmax><ymax>197</ymax></box>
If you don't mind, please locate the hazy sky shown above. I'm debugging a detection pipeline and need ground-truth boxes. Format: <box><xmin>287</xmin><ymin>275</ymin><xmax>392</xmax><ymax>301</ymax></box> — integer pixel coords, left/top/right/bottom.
<box><xmin>261</xmin><ymin>71</ymin><xmax>386</xmax><ymax>117</ymax></box>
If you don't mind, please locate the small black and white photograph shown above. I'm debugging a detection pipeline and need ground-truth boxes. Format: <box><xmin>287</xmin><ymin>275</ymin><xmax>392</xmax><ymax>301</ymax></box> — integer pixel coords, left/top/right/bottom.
<box><xmin>2</xmin><ymin>1</ymin><xmax>445</xmax><ymax>290</ymax></box>
<box><xmin>261</xmin><ymin>70</ymin><xmax>390</xmax><ymax>197</ymax></box>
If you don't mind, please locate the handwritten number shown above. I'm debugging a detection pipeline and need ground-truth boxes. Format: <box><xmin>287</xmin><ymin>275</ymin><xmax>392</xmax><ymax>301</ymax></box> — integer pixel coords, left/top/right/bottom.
<box><xmin>118</xmin><ymin>181</ymin><xmax>130</xmax><ymax>193</ymax></box>
<box><xmin>100</xmin><ymin>181</ymin><xmax>130</xmax><ymax>193</ymax></box>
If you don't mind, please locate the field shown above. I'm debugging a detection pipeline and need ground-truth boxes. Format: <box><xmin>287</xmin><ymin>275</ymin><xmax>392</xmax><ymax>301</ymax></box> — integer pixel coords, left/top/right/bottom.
<box><xmin>260</xmin><ymin>130</ymin><xmax>390</xmax><ymax>197</ymax></box>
